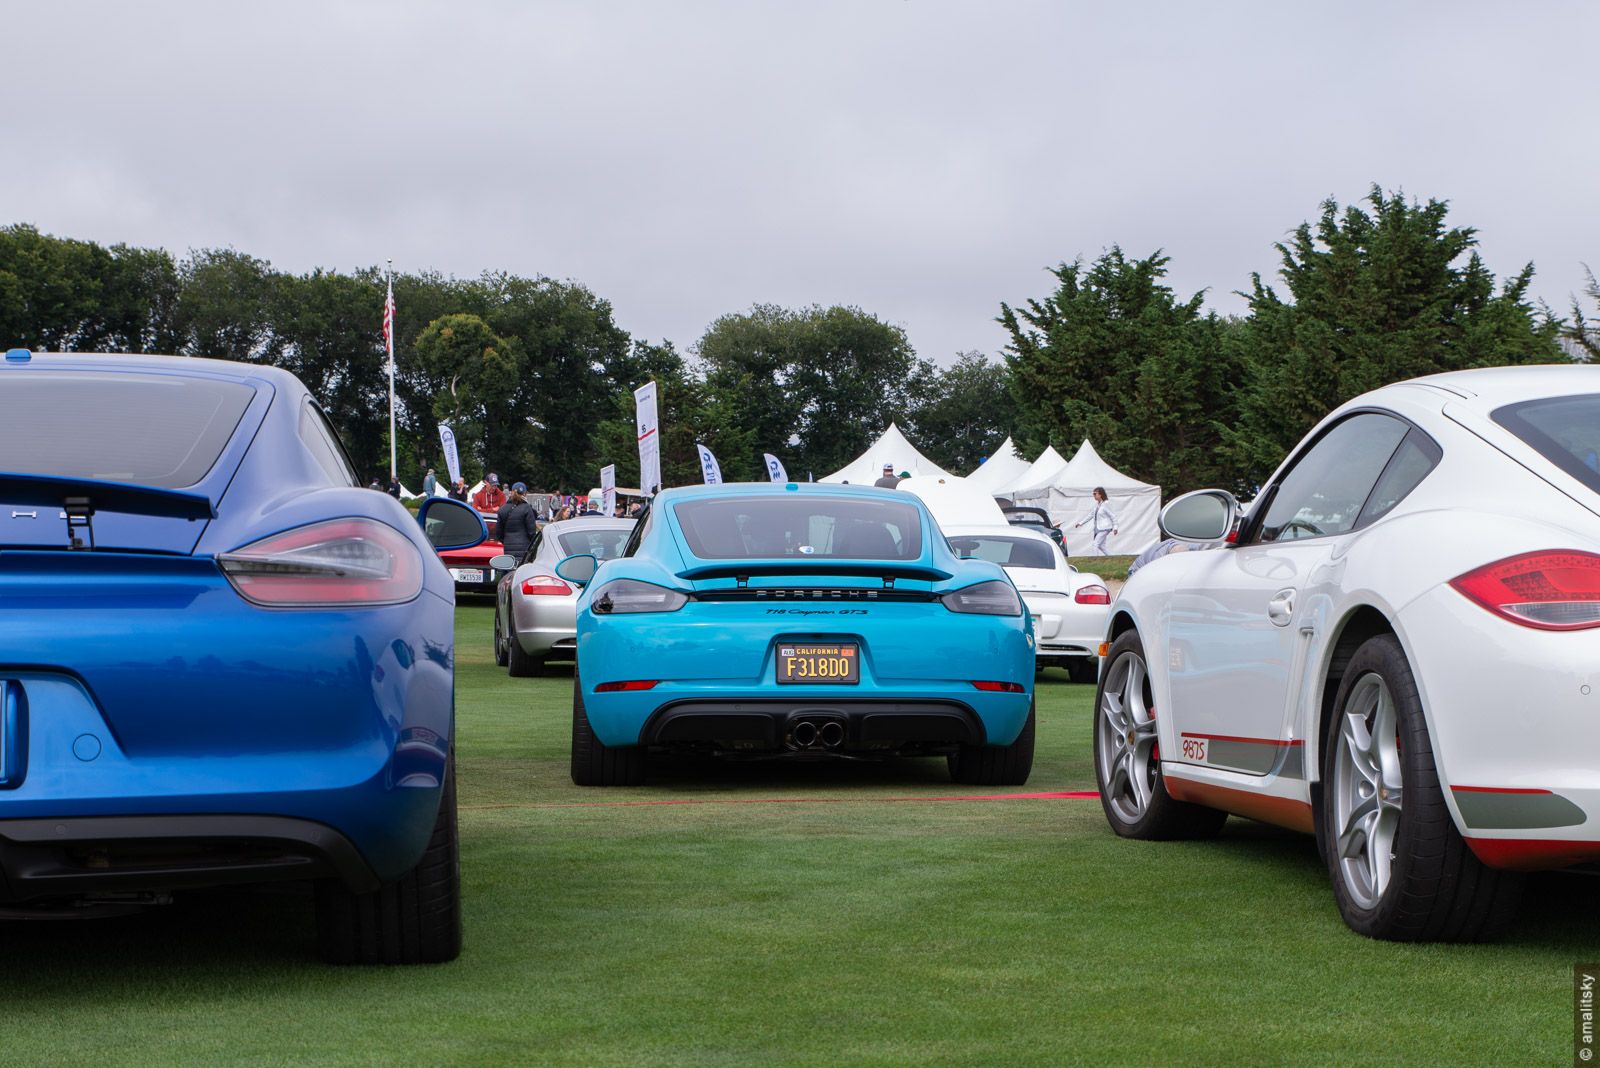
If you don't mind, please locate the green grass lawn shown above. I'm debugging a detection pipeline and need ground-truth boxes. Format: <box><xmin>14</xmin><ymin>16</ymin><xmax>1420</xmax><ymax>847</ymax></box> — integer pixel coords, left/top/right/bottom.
<box><xmin>1073</xmin><ymin>554</ymin><xmax>1134</xmax><ymax>583</ymax></box>
<box><xmin>0</xmin><ymin>600</ymin><xmax>1589</xmax><ymax>1066</ymax></box>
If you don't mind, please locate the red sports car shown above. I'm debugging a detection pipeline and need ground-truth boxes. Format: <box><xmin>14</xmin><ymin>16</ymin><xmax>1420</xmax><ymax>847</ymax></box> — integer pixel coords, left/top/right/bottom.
<box><xmin>439</xmin><ymin>508</ymin><xmax>503</xmax><ymax>593</ymax></box>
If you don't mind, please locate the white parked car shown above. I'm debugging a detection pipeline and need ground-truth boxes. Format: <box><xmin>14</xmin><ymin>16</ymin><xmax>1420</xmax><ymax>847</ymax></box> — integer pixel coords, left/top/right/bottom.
<box><xmin>1096</xmin><ymin>365</ymin><xmax>1600</xmax><ymax>941</ymax></box>
<box><xmin>491</xmin><ymin>517</ymin><xmax>635</xmax><ymax>676</ymax></box>
<box><xmin>899</xmin><ymin>476</ymin><xmax>1109</xmax><ymax>681</ymax></box>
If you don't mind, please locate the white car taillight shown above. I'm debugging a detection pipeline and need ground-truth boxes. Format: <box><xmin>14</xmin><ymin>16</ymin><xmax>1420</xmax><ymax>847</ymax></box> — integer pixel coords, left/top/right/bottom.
<box><xmin>1449</xmin><ymin>550</ymin><xmax>1600</xmax><ymax>631</ymax></box>
<box><xmin>218</xmin><ymin>518</ymin><xmax>424</xmax><ymax>607</ymax></box>
<box><xmin>1075</xmin><ymin>584</ymin><xmax>1110</xmax><ymax>605</ymax></box>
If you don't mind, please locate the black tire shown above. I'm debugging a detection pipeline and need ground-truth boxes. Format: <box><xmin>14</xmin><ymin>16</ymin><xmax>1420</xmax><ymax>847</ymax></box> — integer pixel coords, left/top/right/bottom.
<box><xmin>1068</xmin><ymin>657</ymin><xmax>1099</xmax><ymax>685</ymax></box>
<box><xmin>506</xmin><ymin>633</ymin><xmax>543</xmax><ymax>678</ymax></box>
<box><xmin>570</xmin><ymin>669</ymin><xmax>646</xmax><ymax>786</ymax></box>
<box><xmin>1093</xmin><ymin>629</ymin><xmax>1227</xmax><ymax>840</ymax></box>
<box><xmin>948</xmin><ymin>701</ymin><xmax>1035</xmax><ymax>786</ymax></box>
<box><xmin>316</xmin><ymin>751</ymin><xmax>462</xmax><ymax>965</ymax></box>
<box><xmin>1321</xmin><ymin>634</ymin><xmax>1523</xmax><ymax>942</ymax></box>
<box><xmin>492</xmin><ymin>610</ymin><xmax>510</xmax><ymax>668</ymax></box>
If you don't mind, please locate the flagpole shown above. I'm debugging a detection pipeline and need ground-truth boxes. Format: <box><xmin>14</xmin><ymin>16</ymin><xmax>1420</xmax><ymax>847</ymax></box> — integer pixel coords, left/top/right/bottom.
<box><xmin>386</xmin><ymin>259</ymin><xmax>396</xmax><ymax>483</ymax></box>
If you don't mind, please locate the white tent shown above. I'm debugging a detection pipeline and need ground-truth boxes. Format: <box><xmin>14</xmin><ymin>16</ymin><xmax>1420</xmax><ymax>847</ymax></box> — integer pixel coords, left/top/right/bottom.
<box><xmin>994</xmin><ymin>445</ymin><xmax>1068</xmax><ymax>500</ymax></box>
<box><xmin>820</xmin><ymin>423</ymin><xmax>951</xmax><ymax>484</ymax></box>
<box><xmin>964</xmin><ymin>437</ymin><xmax>1031</xmax><ymax>495</ymax></box>
<box><xmin>898</xmin><ymin>475</ymin><xmax>1008</xmax><ymax>529</ymax></box>
<box><xmin>1008</xmin><ymin>440</ymin><xmax>1162</xmax><ymax>555</ymax></box>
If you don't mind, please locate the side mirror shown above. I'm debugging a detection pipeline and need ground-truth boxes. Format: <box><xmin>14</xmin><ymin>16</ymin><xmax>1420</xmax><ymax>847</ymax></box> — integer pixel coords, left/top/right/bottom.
<box><xmin>1160</xmin><ymin>489</ymin><xmax>1239</xmax><ymax>543</ymax></box>
<box><xmin>555</xmin><ymin>553</ymin><xmax>599</xmax><ymax>588</ymax></box>
<box><xmin>489</xmin><ymin>554</ymin><xmax>517</xmax><ymax>571</ymax></box>
<box><xmin>417</xmin><ymin>496</ymin><xmax>487</xmax><ymax>551</ymax></box>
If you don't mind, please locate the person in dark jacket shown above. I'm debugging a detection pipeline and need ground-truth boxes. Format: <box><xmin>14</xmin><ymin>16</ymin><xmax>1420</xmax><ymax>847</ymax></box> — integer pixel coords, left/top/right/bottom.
<box><xmin>494</xmin><ymin>482</ymin><xmax>539</xmax><ymax>561</ymax></box>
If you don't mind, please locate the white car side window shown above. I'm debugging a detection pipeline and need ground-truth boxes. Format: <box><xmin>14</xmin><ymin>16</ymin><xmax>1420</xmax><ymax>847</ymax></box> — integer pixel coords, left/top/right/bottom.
<box><xmin>1257</xmin><ymin>413</ymin><xmax>1410</xmax><ymax>544</ymax></box>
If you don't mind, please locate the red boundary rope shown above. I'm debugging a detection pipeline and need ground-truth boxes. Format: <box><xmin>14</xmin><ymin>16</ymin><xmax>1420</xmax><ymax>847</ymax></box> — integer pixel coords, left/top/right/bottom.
<box><xmin>469</xmin><ymin>790</ymin><xmax>1100</xmax><ymax>811</ymax></box>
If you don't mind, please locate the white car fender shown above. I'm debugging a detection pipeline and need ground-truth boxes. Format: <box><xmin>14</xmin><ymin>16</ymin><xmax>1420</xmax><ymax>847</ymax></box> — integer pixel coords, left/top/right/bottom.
<box><xmin>1293</xmin><ymin>510</ymin><xmax>1600</xmax><ymax>839</ymax></box>
<box><xmin>1290</xmin><ymin>585</ymin><xmax>1414</xmax><ymax>792</ymax></box>
<box><xmin>1105</xmin><ymin>567</ymin><xmax>1185</xmax><ymax>763</ymax></box>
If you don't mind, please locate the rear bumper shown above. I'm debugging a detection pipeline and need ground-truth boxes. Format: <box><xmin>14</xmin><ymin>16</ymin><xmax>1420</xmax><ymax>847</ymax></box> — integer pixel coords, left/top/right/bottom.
<box><xmin>1021</xmin><ymin>594</ymin><xmax>1105</xmax><ymax>660</ymax></box>
<box><xmin>642</xmin><ymin>698</ymin><xmax>987</xmax><ymax>750</ymax></box>
<box><xmin>0</xmin><ymin>813</ymin><xmax>379</xmax><ymax>904</ymax></box>
<box><xmin>0</xmin><ymin>555</ymin><xmax>457</xmax><ymax>885</ymax></box>
<box><xmin>511</xmin><ymin>593</ymin><xmax>579</xmax><ymax>656</ymax></box>
<box><xmin>1034</xmin><ymin>638</ymin><xmax>1100</xmax><ymax>660</ymax></box>
<box><xmin>592</xmin><ymin>683</ymin><xmax>1031</xmax><ymax>750</ymax></box>
<box><xmin>1398</xmin><ymin>584</ymin><xmax>1600</xmax><ymax>867</ymax></box>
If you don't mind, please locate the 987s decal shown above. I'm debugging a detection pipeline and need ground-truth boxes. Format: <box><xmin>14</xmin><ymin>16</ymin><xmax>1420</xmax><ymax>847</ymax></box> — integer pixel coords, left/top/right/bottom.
<box><xmin>1179</xmin><ymin>733</ymin><xmax>1303</xmax><ymax>779</ymax></box>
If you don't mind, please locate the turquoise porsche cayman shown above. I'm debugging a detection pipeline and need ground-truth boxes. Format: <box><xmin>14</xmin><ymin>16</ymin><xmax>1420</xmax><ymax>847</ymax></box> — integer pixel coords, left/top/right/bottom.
<box><xmin>555</xmin><ymin>483</ymin><xmax>1036</xmax><ymax>786</ymax></box>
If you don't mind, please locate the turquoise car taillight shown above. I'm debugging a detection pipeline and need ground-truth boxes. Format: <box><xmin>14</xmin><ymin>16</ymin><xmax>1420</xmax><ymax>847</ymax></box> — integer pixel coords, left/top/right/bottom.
<box><xmin>941</xmin><ymin>580</ymin><xmax>1022</xmax><ymax>616</ymax></box>
<box><xmin>591</xmin><ymin>579</ymin><xmax>688</xmax><ymax>614</ymax></box>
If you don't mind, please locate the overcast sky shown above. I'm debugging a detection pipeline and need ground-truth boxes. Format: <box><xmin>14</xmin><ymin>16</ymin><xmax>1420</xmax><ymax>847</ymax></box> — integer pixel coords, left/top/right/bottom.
<box><xmin>5</xmin><ymin>1</ymin><xmax>1597</xmax><ymax>363</ymax></box>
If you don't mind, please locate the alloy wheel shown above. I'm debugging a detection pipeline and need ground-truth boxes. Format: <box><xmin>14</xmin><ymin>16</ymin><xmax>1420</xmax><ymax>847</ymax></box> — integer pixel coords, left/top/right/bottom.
<box><xmin>1097</xmin><ymin>649</ymin><xmax>1159</xmax><ymax>823</ymax></box>
<box><xmin>1331</xmin><ymin>673</ymin><xmax>1404</xmax><ymax>911</ymax></box>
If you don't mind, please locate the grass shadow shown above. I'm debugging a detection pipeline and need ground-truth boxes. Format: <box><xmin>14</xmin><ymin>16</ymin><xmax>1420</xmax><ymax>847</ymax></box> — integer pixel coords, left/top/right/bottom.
<box><xmin>643</xmin><ymin>748</ymin><xmax>962</xmax><ymax>791</ymax></box>
<box><xmin>0</xmin><ymin>886</ymin><xmax>320</xmax><ymax>995</ymax></box>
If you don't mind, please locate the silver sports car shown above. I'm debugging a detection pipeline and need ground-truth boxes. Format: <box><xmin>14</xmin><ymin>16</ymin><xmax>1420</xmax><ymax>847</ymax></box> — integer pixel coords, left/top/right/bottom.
<box><xmin>492</xmin><ymin>517</ymin><xmax>635</xmax><ymax>676</ymax></box>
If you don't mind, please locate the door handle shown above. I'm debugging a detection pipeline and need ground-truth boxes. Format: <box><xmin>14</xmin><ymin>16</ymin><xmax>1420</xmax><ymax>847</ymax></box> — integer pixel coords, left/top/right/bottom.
<box><xmin>1267</xmin><ymin>589</ymin><xmax>1295</xmax><ymax>627</ymax></box>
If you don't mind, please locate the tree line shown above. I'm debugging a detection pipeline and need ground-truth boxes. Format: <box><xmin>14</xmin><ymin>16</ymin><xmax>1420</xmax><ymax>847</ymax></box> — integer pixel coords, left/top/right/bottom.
<box><xmin>1</xmin><ymin>184</ymin><xmax>1589</xmax><ymax>497</ymax></box>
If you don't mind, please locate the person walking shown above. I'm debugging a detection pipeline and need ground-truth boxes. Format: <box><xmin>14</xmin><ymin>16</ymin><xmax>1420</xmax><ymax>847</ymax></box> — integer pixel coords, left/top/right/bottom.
<box><xmin>494</xmin><ymin>483</ymin><xmax>539</xmax><ymax>562</ymax></box>
<box><xmin>386</xmin><ymin>475</ymin><xmax>402</xmax><ymax>499</ymax></box>
<box><xmin>421</xmin><ymin>468</ymin><xmax>438</xmax><ymax>497</ymax></box>
<box><xmin>1074</xmin><ymin>487</ymin><xmax>1119</xmax><ymax>555</ymax></box>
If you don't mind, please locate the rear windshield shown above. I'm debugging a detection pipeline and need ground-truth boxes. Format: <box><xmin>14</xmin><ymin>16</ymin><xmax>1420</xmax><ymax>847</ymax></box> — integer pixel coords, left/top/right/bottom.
<box><xmin>1493</xmin><ymin>394</ymin><xmax>1600</xmax><ymax>496</ymax></box>
<box><xmin>673</xmin><ymin>496</ymin><xmax>923</xmax><ymax>560</ymax></box>
<box><xmin>0</xmin><ymin>372</ymin><xmax>255</xmax><ymax>489</ymax></box>
<box><xmin>556</xmin><ymin>526</ymin><xmax>633</xmax><ymax>561</ymax></box>
<box><xmin>948</xmin><ymin>534</ymin><xmax>1057</xmax><ymax>569</ymax></box>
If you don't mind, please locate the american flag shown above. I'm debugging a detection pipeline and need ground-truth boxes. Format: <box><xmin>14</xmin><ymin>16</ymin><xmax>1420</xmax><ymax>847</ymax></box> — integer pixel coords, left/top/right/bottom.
<box><xmin>381</xmin><ymin>278</ymin><xmax>396</xmax><ymax>365</ymax></box>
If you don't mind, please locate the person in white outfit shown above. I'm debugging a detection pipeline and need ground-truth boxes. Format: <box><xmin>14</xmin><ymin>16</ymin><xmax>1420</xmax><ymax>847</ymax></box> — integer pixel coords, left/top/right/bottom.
<box><xmin>1074</xmin><ymin>486</ymin><xmax>1118</xmax><ymax>555</ymax></box>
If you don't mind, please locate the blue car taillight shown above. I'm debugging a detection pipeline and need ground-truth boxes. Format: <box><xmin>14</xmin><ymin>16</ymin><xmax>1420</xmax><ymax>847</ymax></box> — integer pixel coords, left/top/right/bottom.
<box><xmin>941</xmin><ymin>580</ymin><xmax>1022</xmax><ymax>616</ymax></box>
<box><xmin>590</xmin><ymin>579</ymin><xmax>687</xmax><ymax>614</ymax></box>
<box><xmin>218</xmin><ymin>518</ymin><xmax>424</xmax><ymax>607</ymax></box>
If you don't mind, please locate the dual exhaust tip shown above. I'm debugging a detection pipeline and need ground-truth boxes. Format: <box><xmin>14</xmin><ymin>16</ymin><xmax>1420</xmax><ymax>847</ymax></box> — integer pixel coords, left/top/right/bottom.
<box><xmin>789</xmin><ymin>718</ymin><xmax>845</xmax><ymax>750</ymax></box>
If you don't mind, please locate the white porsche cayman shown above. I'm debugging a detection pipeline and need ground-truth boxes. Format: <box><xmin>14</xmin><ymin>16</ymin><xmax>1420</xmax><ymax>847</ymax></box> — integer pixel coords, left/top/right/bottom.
<box><xmin>1096</xmin><ymin>365</ymin><xmax>1600</xmax><ymax>941</ymax></box>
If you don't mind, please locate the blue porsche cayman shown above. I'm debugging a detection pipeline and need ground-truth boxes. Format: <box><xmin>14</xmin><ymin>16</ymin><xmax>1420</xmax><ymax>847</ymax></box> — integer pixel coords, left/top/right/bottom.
<box><xmin>0</xmin><ymin>350</ymin><xmax>485</xmax><ymax>964</ymax></box>
<box><xmin>556</xmin><ymin>482</ymin><xmax>1037</xmax><ymax>786</ymax></box>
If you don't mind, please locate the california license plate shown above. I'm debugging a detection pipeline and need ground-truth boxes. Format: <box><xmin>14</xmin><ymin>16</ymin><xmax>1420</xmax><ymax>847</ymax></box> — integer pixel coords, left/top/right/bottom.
<box><xmin>777</xmin><ymin>644</ymin><xmax>860</xmax><ymax>685</ymax></box>
<box><xmin>451</xmin><ymin>569</ymin><xmax>484</xmax><ymax>584</ymax></box>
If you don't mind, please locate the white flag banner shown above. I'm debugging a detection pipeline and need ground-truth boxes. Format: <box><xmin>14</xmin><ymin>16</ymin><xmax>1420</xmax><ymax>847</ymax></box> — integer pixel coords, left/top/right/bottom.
<box><xmin>696</xmin><ymin>443</ymin><xmax>722</xmax><ymax>484</ymax></box>
<box><xmin>634</xmin><ymin>381</ymin><xmax>661</xmax><ymax>495</ymax></box>
<box><xmin>763</xmin><ymin>453</ymin><xmax>788</xmax><ymax>483</ymax></box>
<box><xmin>600</xmin><ymin>464</ymin><xmax>616</xmax><ymax>519</ymax></box>
<box><xmin>437</xmin><ymin>424</ymin><xmax>462</xmax><ymax>488</ymax></box>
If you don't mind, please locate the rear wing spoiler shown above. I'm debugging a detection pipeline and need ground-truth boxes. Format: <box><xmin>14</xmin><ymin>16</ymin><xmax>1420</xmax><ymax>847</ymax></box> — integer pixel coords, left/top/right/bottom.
<box><xmin>1001</xmin><ymin>506</ymin><xmax>1056</xmax><ymax>526</ymax></box>
<box><xmin>0</xmin><ymin>472</ymin><xmax>215</xmax><ymax>521</ymax></box>
<box><xmin>676</xmin><ymin>560</ymin><xmax>953</xmax><ymax>582</ymax></box>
